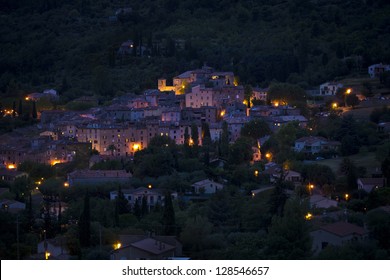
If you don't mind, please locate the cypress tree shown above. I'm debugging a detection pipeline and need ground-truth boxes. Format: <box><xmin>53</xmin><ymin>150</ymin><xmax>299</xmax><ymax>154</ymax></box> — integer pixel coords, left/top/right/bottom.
<box><xmin>18</xmin><ymin>100</ymin><xmax>23</xmax><ymax>116</ymax></box>
<box><xmin>133</xmin><ymin>198</ymin><xmax>141</xmax><ymax>220</ymax></box>
<box><xmin>32</xmin><ymin>101</ymin><xmax>37</xmax><ymax>119</ymax></box>
<box><xmin>141</xmin><ymin>195</ymin><xmax>148</xmax><ymax>217</ymax></box>
<box><xmin>12</xmin><ymin>101</ymin><xmax>16</xmax><ymax>117</ymax></box>
<box><xmin>162</xmin><ymin>192</ymin><xmax>175</xmax><ymax>235</ymax></box>
<box><xmin>79</xmin><ymin>191</ymin><xmax>91</xmax><ymax>247</ymax></box>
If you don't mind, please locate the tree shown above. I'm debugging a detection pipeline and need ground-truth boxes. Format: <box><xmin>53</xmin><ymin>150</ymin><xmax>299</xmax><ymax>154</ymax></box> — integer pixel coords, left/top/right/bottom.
<box><xmin>12</xmin><ymin>101</ymin><xmax>16</xmax><ymax>117</ymax></box>
<box><xmin>191</xmin><ymin>123</ymin><xmax>199</xmax><ymax>147</ymax></box>
<box><xmin>345</xmin><ymin>94</ymin><xmax>360</xmax><ymax>108</ymax></box>
<box><xmin>18</xmin><ymin>100</ymin><xmax>22</xmax><ymax>116</ymax></box>
<box><xmin>133</xmin><ymin>198</ymin><xmax>141</xmax><ymax>220</ymax></box>
<box><xmin>244</xmin><ymin>84</ymin><xmax>252</xmax><ymax>108</ymax></box>
<box><xmin>32</xmin><ymin>101</ymin><xmax>37</xmax><ymax>119</ymax></box>
<box><xmin>267</xmin><ymin>83</ymin><xmax>306</xmax><ymax>105</ymax></box>
<box><xmin>265</xmin><ymin>198</ymin><xmax>312</xmax><ymax>259</ymax></box>
<box><xmin>240</xmin><ymin>119</ymin><xmax>271</xmax><ymax>141</ymax></box>
<box><xmin>79</xmin><ymin>191</ymin><xmax>91</xmax><ymax>247</ymax></box>
<box><xmin>107</xmin><ymin>144</ymin><xmax>116</xmax><ymax>156</ymax></box>
<box><xmin>228</xmin><ymin>137</ymin><xmax>253</xmax><ymax>165</ymax></box>
<box><xmin>339</xmin><ymin>158</ymin><xmax>358</xmax><ymax>191</ymax></box>
<box><xmin>220</xmin><ymin>121</ymin><xmax>229</xmax><ymax>158</ymax></box>
<box><xmin>381</xmin><ymin>153</ymin><xmax>390</xmax><ymax>187</ymax></box>
<box><xmin>162</xmin><ymin>191</ymin><xmax>175</xmax><ymax>235</ymax></box>
<box><xmin>141</xmin><ymin>195</ymin><xmax>148</xmax><ymax>217</ymax></box>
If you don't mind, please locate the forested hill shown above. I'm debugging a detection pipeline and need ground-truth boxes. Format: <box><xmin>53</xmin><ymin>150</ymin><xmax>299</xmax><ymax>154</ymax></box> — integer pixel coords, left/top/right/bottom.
<box><xmin>0</xmin><ymin>0</ymin><xmax>389</xmax><ymax>101</ymax></box>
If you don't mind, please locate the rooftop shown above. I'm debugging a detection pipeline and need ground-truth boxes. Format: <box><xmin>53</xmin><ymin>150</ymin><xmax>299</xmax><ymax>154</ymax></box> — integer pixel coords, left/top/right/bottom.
<box><xmin>320</xmin><ymin>221</ymin><xmax>367</xmax><ymax>237</ymax></box>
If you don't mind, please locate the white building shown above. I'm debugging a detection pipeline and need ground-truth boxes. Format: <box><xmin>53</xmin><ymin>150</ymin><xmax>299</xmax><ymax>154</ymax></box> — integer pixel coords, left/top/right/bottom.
<box><xmin>368</xmin><ymin>63</ymin><xmax>390</xmax><ymax>78</ymax></box>
<box><xmin>319</xmin><ymin>82</ymin><xmax>343</xmax><ymax>96</ymax></box>
<box><xmin>191</xmin><ymin>179</ymin><xmax>224</xmax><ymax>194</ymax></box>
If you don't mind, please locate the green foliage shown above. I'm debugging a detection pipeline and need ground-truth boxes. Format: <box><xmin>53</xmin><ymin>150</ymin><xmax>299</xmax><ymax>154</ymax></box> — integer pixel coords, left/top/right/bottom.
<box><xmin>2</xmin><ymin>0</ymin><xmax>388</xmax><ymax>102</ymax></box>
<box><xmin>18</xmin><ymin>161</ymin><xmax>55</xmax><ymax>180</ymax></box>
<box><xmin>366</xmin><ymin>209</ymin><xmax>390</xmax><ymax>252</ymax></box>
<box><xmin>301</xmin><ymin>164</ymin><xmax>336</xmax><ymax>186</ymax></box>
<box><xmin>240</xmin><ymin>119</ymin><xmax>271</xmax><ymax>141</ymax></box>
<box><xmin>228</xmin><ymin>137</ymin><xmax>253</xmax><ymax>165</ymax></box>
<box><xmin>162</xmin><ymin>191</ymin><xmax>175</xmax><ymax>235</ymax></box>
<box><xmin>265</xmin><ymin>198</ymin><xmax>312</xmax><ymax>259</ymax></box>
<box><xmin>268</xmin><ymin>83</ymin><xmax>306</xmax><ymax>105</ymax></box>
<box><xmin>79</xmin><ymin>191</ymin><xmax>91</xmax><ymax>247</ymax></box>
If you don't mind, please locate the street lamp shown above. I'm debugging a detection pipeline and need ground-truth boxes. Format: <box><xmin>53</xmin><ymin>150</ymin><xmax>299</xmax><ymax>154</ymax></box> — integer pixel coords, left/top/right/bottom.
<box><xmin>308</xmin><ymin>184</ymin><xmax>314</xmax><ymax>195</ymax></box>
<box><xmin>345</xmin><ymin>88</ymin><xmax>352</xmax><ymax>107</ymax></box>
<box><xmin>114</xmin><ymin>242</ymin><xmax>121</xmax><ymax>250</ymax></box>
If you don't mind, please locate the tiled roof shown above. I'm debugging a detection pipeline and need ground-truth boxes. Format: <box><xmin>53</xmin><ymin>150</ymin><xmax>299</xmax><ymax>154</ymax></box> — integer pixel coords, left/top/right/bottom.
<box><xmin>321</xmin><ymin>221</ymin><xmax>367</xmax><ymax>237</ymax></box>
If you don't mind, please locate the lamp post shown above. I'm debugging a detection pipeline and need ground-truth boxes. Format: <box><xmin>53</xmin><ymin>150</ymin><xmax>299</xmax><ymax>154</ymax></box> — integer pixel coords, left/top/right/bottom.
<box><xmin>308</xmin><ymin>184</ymin><xmax>314</xmax><ymax>195</ymax></box>
<box><xmin>344</xmin><ymin>88</ymin><xmax>352</xmax><ymax>107</ymax></box>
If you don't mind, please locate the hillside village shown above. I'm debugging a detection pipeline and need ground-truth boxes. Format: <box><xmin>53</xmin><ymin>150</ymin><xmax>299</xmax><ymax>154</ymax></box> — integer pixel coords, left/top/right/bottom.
<box><xmin>0</xmin><ymin>61</ymin><xmax>390</xmax><ymax>260</ymax></box>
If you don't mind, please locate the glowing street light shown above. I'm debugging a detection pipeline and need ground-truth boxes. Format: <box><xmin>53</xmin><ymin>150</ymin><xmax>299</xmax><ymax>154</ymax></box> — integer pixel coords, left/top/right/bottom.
<box><xmin>45</xmin><ymin>251</ymin><xmax>50</xmax><ymax>260</ymax></box>
<box><xmin>308</xmin><ymin>183</ymin><xmax>314</xmax><ymax>195</ymax></box>
<box><xmin>254</xmin><ymin>170</ymin><xmax>259</xmax><ymax>177</ymax></box>
<box><xmin>265</xmin><ymin>152</ymin><xmax>272</xmax><ymax>161</ymax></box>
<box><xmin>305</xmin><ymin>213</ymin><xmax>313</xmax><ymax>220</ymax></box>
<box><xmin>332</xmin><ymin>102</ymin><xmax>338</xmax><ymax>109</ymax></box>
<box><xmin>345</xmin><ymin>88</ymin><xmax>352</xmax><ymax>107</ymax></box>
<box><xmin>345</xmin><ymin>193</ymin><xmax>349</xmax><ymax>201</ymax></box>
<box><xmin>114</xmin><ymin>242</ymin><xmax>121</xmax><ymax>250</ymax></box>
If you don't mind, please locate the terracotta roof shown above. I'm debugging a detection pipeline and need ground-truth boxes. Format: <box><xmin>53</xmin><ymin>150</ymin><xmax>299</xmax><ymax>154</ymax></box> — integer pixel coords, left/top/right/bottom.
<box><xmin>69</xmin><ymin>170</ymin><xmax>132</xmax><ymax>179</ymax></box>
<box><xmin>321</xmin><ymin>221</ymin><xmax>367</xmax><ymax>237</ymax></box>
<box><xmin>130</xmin><ymin>238</ymin><xmax>175</xmax><ymax>255</ymax></box>
<box><xmin>295</xmin><ymin>136</ymin><xmax>327</xmax><ymax>144</ymax></box>
<box><xmin>358</xmin><ymin>178</ymin><xmax>385</xmax><ymax>187</ymax></box>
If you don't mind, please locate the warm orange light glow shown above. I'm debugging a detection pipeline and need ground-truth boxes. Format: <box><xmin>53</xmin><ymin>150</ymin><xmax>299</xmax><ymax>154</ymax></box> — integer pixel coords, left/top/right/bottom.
<box><xmin>346</xmin><ymin>88</ymin><xmax>352</xmax><ymax>94</ymax></box>
<box><xmin>189</xmin><ymin>138</ymin><xmax>194</xmax><ymax>146</ymax></box>
<box><xmin>345</xmin><ymin>193</ymin><xmax>349</xmax><ymax>200</ymax></box>
<box><xmin>36</xmin><ymin>181</ymin><xmax>42</xmax><ymax>185</ymax></box>
<box><xmin>265</xmin><ymin>153</ymin><xmax>272</xmax><ymax>160</ymax></box>
<box><xmin>64</xmin><ymin>182</ymin><xmax>69</xmax><ymax>187</ymax></box>
<box><xmin>148</xmin><ymin>184</ymin><xmax>152</xmax><ymax>189</ymax></box>
<box><xmin>50</xmin><ymin>160</ymin><xmax>62</xmax><ymax>166</ymax></box>
<box><xmin>220</xmin><ymin>110</ymin><xmax>226</xmax><ymax>117</ymax></box>
<box><xmin>25</xmin><ymin>97</ymin><xmax>30</xmax><ymax>101</ymax></box>
<box><xmin>254</xmin><ymin>170</ymin><xmax>259</xmax><ymax>177</ymax></box>
<box><xmin>305</xmin><ymin>213</ymin><xmax>313</xmax><ymax>220</ymax></box>
<box><xmin>133</xmin><ymin>143</ymin><xmax>140</xmax><ymax>151</ymax></box>
<box><xmin>7</xmin><ymin>164</ymin><xmax>16</xmax><ymax>169</ymax></box>
<box><xmin>332</xmin><ymin>102</ymin><xmax>338</xmax><ymax>109</ymax></box>
<box><xmin>309</xmin><ymin>184</ymin><xmax>314</xmax><ymax>189</ymax></box>
<box><xmin>274</xmin><ymin>101</ymin><xmax>279</xmax><ymax>107</ymax></box>
<box><xmin>45</xmin><ymin>251</ymin><xmax>50</xmax><ymax>260</ymax></box>
<box><xmin>114</xmin><ymin>242</ymin><xmax>121</xmax><ymax>250</ymax></box>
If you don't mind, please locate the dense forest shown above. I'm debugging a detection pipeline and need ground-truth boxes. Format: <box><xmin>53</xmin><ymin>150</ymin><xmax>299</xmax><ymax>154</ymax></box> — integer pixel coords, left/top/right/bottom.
<box><xmin>1</xmin><ymin>0</ymin><xmax>389</xmax><ymax>102</ymax></box>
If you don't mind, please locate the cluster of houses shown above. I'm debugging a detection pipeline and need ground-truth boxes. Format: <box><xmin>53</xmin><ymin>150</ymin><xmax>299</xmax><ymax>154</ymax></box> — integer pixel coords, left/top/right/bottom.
<box><xmin>0</xmin><ymin>65</ymin><xmax>310</xmax><ymax>168</ymax></box>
